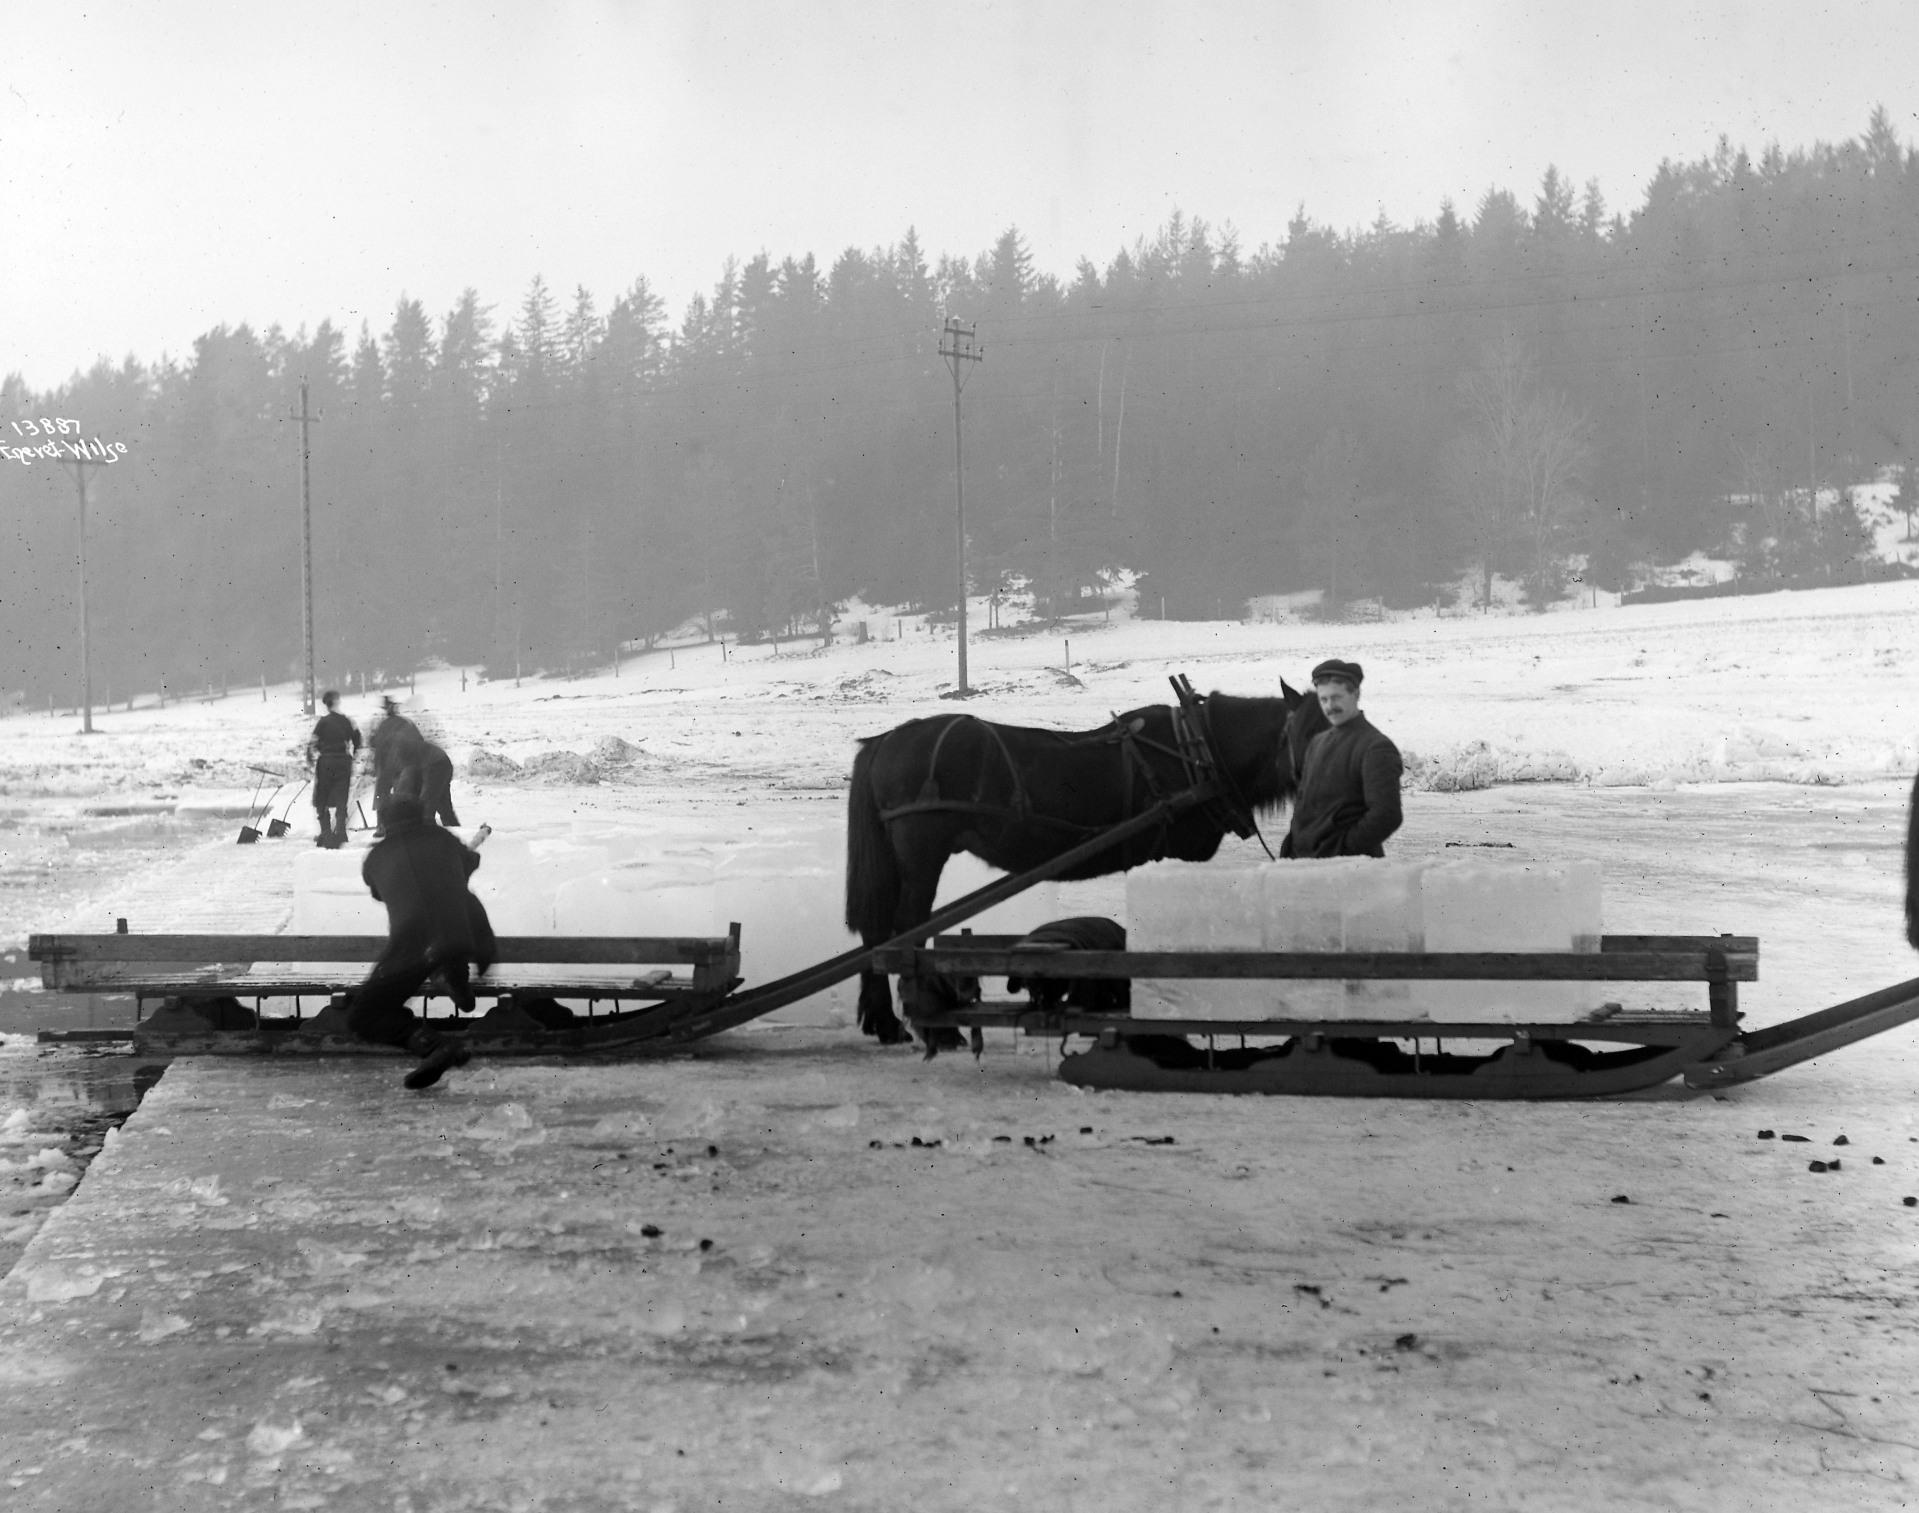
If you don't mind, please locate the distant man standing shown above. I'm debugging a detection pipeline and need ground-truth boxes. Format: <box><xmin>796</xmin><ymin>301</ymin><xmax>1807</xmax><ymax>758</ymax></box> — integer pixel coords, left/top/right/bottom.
<box><xmin>306</xmin><ymin>689</ymin><xmax>360</xmax><ymax>848</ymax></box>
<box><xmin>1281</xmin><ymin>658</ymin><xmax>1404</xmax><ymax>859</ymax></box>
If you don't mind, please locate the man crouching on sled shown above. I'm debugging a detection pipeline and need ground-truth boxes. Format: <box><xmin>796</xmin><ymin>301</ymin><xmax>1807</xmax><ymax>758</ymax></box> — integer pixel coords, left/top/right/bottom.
<box><xmin>350</xmin><ymin>779</ymin><xmax>495</xmax><ymax>1089</ymax></box>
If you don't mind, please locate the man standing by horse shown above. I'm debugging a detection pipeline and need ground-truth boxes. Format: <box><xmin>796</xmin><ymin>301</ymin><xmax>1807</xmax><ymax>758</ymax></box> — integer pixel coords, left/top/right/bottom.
<box><xmin>1280</xmin><ymin>658</ymin><xmax>1404</xmax><ymax>859</ymax></box>
<box><xmin>306</xmin><ymin>689</ymin><xmax>360</xmax><ymax>848</ymax></box>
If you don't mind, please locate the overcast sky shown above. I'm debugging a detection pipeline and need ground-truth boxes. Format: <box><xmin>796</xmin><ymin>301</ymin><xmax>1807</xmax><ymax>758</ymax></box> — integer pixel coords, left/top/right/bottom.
<box><xmin>5</xmin><ymin>0</ymin><xmax>1917</xmax><ymax>392</ymax></box>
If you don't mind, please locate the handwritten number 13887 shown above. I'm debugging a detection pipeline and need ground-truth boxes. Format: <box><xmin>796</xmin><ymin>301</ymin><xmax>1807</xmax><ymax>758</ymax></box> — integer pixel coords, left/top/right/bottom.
<box><xmin>10</xmin><ymin>418</ymin><xmax>80</xmax><ymax>437</ymax></box>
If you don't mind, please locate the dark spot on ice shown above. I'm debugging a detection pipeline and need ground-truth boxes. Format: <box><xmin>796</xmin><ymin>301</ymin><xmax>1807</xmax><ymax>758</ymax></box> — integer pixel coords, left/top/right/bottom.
<box><xmin>1809</xmin><ymin>1161</ymin><xmax>1829</xmax><ymax>1173</ymax></box>
<box><xmin>1833</xmin><ymin>1134</ymin><xmax>1850</xmax><ymax>1146</ymax></box>
<box><xmin>698</xmin><ymin>1238</ymin><xmax>714</xmax><ymax>1252</ymax></box>
<box><xmin>1757</xmin><ymin>1130</ymin><xmax>1775</xmax><ymax>1139</ymax></box>
<box><xmin>1904</xmin><ymin>1196</ymin><xmax>1917</xmax><ymax>1207</ymax></box>
<box><xmin>1394</xmin><ymin>1333</ymin><xmax>1420</xmax><ymax>1351</ymax></box>
<box><xmin>1873</xmin><ymin>1156</ymin><xmax>1885</xmax><ymax>1165</ymax></box>
<box><xmin>1080</xmin><ymin>1126</ymin><xmax>1093</xmax><ymax>1134</ymax></box>
<box><xmin>1610</xmin><ymin>1195</ymin><xmax>1631</xmax><ymax>1204</ymax></box>
<box><xmin>1781</xmin><ymin>1133</ymin><xmax>1809</xmax><ymax>1143</ymax></box>
<box><xmin>641</xmin><ymin>1224</ymin><xmax>663</xmax><ymax>1238</ymax></box>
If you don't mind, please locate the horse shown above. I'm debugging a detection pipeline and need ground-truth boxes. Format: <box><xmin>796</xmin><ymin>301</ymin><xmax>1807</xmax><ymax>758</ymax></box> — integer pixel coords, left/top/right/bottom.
<box><xmin>844</xmin><ymin>683</ymin><xmax>1329</xmax><ymax>1046</ymax></box>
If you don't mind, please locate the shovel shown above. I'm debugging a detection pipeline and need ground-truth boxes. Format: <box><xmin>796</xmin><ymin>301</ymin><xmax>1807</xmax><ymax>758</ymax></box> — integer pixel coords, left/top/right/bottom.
<box><xmin>267</xmin><ymin>778</ymin><xmax>309</xmax><ymax>838</ymax></box>
<box><xmin>238</xmin><ymin>766</ymin><xmax>282</xmax><ymax>844</ymax></box>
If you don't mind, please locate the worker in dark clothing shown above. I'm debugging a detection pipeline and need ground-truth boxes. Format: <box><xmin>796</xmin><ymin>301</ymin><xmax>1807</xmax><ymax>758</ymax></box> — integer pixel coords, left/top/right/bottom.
<box><xmin>349</xmin><ymin>784</ymin><xmax>496</xmax><ymax>1089</ymax></box>
<box><xmin>370</xmin><ymin>697</ymin><xmax>460</xmax><ymax>831</ymax></box>
<box><xmin>1280</xmin><ymin>658</ymin><xmax>1404</xmax><ymax>859</ymax></box>
<box><xmin>306</xmin><ymin>690</ymin><xmax>360</xmax><ymax>848</ymax></box>
<box><xmin>369</xmin><ymin>697</ymin><xmax>423</xmax><ymax>822</ymax></box>
<box><xmin>414</xmin><ymin>739</ymin><xmax>460</xmax><ymax>828</ymax></box>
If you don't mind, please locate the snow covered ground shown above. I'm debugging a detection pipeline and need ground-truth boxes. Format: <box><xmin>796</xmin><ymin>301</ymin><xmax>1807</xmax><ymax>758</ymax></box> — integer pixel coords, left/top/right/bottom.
<box><xmin>3</xmin><ymin>582</ymin><xmax>1919</xmax><ymax>1508</ymax></box>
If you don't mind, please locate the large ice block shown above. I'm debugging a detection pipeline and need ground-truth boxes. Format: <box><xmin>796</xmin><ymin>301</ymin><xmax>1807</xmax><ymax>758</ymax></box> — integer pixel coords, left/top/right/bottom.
<box><xmin>1416</xmin><ymin>858</ymin><xmax>1603</xmax><ymax>1022</ymax></box>
<box><xmin>1129</xmin><ymin>861</ymin><xmax>1275</xmax><ymax>1020</ymax></box>
<box><xmin>551</xmin><ymin>863</ymin><xmax>717</xmax><ymax>939</ymax></box>
<box><xmin>1333</xmin><ymin>859</ymin><xmax>1425</xmax><ymax>1018</ymax></box>
<box><xmin>1260</xmin><ymin>859</ymin><xmax>1359</xmax><ymax>1019</ymax></box>
<box><xmin>467</xmin><ymin>836</ymin><xmax>550</xmax><ymax>934</ymax></box>
<box><xmin>290</xmin><ymin>848</ymin><xmax>385</xmax><ymax>933</ymax></box>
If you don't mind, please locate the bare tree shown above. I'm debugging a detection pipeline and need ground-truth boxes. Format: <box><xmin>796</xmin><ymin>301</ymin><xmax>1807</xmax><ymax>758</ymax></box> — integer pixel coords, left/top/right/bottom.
<box><xmin>1447</xmin><ymin>334</ymin><xmax>1591</xmax><ymax>606</ymax></box>
<box><xmin>1299</xmin><ymin>430</ymin><xmax>1368</xmax><ymax>610</ymax></box>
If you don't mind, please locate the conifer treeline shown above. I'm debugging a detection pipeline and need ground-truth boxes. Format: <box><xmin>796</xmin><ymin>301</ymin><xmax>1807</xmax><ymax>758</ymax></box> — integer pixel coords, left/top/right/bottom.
<box><xmin>4</xmin><ymin>110</ymin><xmax>1916</xmax><ymax>702</ymax></box>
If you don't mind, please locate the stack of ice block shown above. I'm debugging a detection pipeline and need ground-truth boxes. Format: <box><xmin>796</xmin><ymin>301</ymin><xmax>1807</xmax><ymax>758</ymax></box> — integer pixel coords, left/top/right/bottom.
<box><xmin>1126</xmin><ymin>855</ymin><xmax>1602</xmax><ymax>1024</ymax></box>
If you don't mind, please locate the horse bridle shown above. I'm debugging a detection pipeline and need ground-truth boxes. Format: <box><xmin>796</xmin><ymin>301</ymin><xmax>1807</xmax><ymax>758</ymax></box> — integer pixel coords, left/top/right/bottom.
<box><xmin>1167</xmin><ymin>674</ymin><xmax>1275</xmax><ymax>857</ymax></box>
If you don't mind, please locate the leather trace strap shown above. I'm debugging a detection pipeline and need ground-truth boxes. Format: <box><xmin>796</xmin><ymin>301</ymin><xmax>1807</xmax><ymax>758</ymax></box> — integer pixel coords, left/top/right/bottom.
<box><xmin>875</xmin><ymin>710</ymin><xmax>1179</xmax><ymax>849</ymax></box>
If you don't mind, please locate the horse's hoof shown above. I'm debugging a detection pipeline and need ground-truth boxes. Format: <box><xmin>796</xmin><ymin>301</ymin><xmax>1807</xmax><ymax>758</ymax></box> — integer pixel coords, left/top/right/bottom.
<box><xmin>918</xmin><ymin>1026</ymin><xmax>964</xmax><ymax>1059</ymax></box>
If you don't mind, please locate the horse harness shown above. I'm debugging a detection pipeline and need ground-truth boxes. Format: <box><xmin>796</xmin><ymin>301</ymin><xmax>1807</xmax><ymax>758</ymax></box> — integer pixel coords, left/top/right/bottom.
<box><xmin>874</xmin><ymin>677</ymin><xmax>1270</xmax><ymax>855</ymax></box>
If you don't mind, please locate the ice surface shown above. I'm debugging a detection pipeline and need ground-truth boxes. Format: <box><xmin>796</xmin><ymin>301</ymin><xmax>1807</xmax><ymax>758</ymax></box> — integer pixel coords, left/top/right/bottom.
<box><xmin>932</xmin><ymin>853</ymin><xmax>1062</xmax><ymax>938</ymax></box>
<box><xmin>702</xmin><ymin>822</ymin><xmax>857</xmax><ymax>1021</ymax></box>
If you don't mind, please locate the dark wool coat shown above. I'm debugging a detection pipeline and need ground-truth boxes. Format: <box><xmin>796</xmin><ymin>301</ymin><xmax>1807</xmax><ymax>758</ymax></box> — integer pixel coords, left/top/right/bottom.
<box><xmin>1281</xmin><ymin>712</ymin><xmax>1404</xmax><ymax>858</ymax></box>
<box><xmin>361</xmin><ymin>804</ymin><xmax>495</xmax><ymax>967</ymax></box>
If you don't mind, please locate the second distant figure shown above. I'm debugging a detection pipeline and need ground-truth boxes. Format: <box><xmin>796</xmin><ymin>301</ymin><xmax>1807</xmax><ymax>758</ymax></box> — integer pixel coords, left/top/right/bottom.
<box><xmin>370</xmin><ymin>695</ymin><xmax>460</xmax><ymax>832</ymax></box>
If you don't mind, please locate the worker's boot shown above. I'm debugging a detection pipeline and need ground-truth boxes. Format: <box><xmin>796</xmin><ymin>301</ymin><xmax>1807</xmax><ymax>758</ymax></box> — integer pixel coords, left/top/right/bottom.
<box><xmin>402</xmin><ymin>1028</ymin><xmax>471</xmax><ymax>1090</ymax></box>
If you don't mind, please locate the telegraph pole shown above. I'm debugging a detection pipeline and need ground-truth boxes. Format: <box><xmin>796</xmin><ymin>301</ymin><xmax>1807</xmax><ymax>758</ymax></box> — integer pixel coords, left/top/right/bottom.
<box><xmin>57</xmin><ymin>455</ymin><xmax>110</xmax><ymax>734</ymax></box>
<box><xmin>291</xmin><ymin>380</ymin><xmax>320</xmax><ymax>716</ymax></box>
<box><xmin>939</xmin><ymin>317</ymin><xmax>983</xmax><ymax>693</ymax></box>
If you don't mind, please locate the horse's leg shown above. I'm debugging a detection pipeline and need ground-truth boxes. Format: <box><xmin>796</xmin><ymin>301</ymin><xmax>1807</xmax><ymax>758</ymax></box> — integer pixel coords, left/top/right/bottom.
<box><xmin>856</xmin><ymin>945</ymin><xmax>909</xmax><ymax>1044</ymax></box>
<box><xmin>884</xmin><ymin>828</ymin><xmax>972</xmax><ymax>1056</ymax></box>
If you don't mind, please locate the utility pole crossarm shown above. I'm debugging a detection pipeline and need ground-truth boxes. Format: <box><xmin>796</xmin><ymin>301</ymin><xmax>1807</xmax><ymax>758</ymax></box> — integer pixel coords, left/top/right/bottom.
<box><xmin>938</xmin><ymin>318</ymin><xmax>984</xmax><ymax>695</ymax></box>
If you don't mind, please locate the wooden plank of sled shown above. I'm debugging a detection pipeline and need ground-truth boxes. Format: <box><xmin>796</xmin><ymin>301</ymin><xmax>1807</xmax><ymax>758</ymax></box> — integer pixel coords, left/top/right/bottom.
<box><xmin>29</xmin><ymin>927</ymin><xmax>743</xmax><ymax>998</ymax></box>
<box><xmin>875</xmin><ymin>945</ymin><xmax>1758</xmax><ymax>982</ymax></box>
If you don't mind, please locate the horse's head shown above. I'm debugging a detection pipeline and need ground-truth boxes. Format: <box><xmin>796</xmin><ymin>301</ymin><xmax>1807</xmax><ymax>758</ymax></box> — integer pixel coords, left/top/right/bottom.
<box><xmin>1203</xmin><ymin>689</ymin><xmax>1321</xmax><ymax>820</ymax></box>
<box><xmin>1279</xmin><ymin>678</ymin><xmax>1330</xmax><ymax>785</ymax></box>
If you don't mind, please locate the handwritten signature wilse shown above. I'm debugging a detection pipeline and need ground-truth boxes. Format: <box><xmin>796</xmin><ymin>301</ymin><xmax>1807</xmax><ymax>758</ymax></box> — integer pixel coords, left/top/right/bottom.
<box><xmin>4</xmin><ymin>418</ymin><xmax>127</xmax><ymax>465</ymax></box>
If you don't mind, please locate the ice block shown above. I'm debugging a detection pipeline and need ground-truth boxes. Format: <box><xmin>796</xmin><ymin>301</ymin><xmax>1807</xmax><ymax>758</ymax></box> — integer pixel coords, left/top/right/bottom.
<box><xmin>1129</xmin><ymin>860</ymin><xmax>1275</xmax><ymax>1020</ymax></box>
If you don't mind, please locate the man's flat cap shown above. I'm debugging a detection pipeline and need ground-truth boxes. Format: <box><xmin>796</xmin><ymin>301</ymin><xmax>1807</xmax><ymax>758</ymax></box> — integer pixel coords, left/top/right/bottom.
<box><xmin>1311</xmin><ymin>658</ymin><xmax>1363</xmax><ymax>687</ymax></box>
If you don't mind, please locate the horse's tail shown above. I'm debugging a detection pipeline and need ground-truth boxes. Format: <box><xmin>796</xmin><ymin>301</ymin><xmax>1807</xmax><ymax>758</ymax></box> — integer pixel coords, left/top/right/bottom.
<box><xmin>846</xmin><ymin>736</ymin><xmax>899</xmax><ymax>940</ymax></box>
<box><xmin>1905</xmin><ymin>768</ymin><xmax>1919</xmax><ymax>950</ymax></box>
